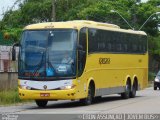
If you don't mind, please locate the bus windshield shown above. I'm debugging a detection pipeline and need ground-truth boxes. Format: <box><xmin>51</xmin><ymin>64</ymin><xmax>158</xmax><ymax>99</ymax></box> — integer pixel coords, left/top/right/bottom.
<box><xmin>19</xmin><ymin>29</ymin><xmax>77</xmax><ymax>80</ymax></box>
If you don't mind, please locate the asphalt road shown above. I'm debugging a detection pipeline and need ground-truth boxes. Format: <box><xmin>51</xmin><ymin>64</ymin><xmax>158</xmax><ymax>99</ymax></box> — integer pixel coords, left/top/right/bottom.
<box><xmin>0</xmin><ymin>87</ymin><xmax>160</xmax><ymax>120</ymax></box>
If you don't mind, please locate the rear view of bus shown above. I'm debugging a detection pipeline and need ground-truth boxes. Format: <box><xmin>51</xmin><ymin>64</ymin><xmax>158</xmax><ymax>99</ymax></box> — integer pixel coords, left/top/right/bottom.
<box><xmin>18</xmin><ymin>20</ymin><xmax>148</xmax><ymax>107</ymax></box>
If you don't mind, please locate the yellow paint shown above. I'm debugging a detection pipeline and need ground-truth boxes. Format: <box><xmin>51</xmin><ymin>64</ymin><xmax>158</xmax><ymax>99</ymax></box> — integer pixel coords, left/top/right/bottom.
<box><xmin>19</xmin><ymin>20</ymin><xmax>148</xmax><ymax>100</ymax></box>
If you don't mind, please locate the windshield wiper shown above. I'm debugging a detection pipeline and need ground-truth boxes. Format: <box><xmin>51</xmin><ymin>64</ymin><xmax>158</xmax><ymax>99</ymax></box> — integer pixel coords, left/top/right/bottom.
<box><xmin>33</xmin><ymin>51</ymin><xmax>46</xmax><ymax>77</ymax></box>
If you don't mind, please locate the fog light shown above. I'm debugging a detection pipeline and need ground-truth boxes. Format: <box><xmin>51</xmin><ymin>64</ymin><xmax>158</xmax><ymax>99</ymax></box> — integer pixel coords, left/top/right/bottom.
<box><xmin>19</xmin><ymin>85</ymin><xmax>31</xmax><ymax>90</ymax></box>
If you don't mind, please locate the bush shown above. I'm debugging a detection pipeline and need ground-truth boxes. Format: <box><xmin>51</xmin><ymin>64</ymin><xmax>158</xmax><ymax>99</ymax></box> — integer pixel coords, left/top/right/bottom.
<box><xmin>148</xmin><ymin>72</ymin><xmax>156</xmax><ymax>81</ymax></box>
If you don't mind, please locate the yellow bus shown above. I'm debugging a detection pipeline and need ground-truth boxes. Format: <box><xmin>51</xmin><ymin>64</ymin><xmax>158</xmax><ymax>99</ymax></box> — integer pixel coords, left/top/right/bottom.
<box><xmin>16</xmin><ymin>20</ymin><xmax>148</xmax><ymax>107</ymax></box>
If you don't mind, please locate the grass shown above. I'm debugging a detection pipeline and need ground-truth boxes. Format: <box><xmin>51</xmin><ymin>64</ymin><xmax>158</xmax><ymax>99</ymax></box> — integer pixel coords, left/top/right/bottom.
<box><xmin>0</xmin><ymin>88</ymin><xmax>31</xmax><ymax>106</ymax></box>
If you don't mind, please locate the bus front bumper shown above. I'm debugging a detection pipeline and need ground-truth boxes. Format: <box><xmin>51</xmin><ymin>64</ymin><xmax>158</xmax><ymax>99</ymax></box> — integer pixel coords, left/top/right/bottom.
<box><xmin>18</xmin><ymin>88</ymin><xmax>78</xmax><ymax>100</ymax></box>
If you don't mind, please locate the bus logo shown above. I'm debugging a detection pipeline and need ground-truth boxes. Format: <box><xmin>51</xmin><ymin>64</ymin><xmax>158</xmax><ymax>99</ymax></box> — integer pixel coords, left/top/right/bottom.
<box><xmin>99</xmin><ymin>58</ymin><xmax>110</xmax><ymax>64</ymax></box>
<box><xmin>43</xmin><ymin>85</ymin><xmax>47</xmax><ymax>90</ymax></box>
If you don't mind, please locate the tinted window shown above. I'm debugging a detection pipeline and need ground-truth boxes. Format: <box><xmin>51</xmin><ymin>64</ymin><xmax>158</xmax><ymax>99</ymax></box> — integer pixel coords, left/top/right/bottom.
<box><xmin>88</xmin><ymin>28</ymin><xmax>147</xmax><ymax>54</ymax></box>
<box><xmin>78</xmin><ymin>28</ymin><xmax>87</xmax><ymax>77</ymax></box>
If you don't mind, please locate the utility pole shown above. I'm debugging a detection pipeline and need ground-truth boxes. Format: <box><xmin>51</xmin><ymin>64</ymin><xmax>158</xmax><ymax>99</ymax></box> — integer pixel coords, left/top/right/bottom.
<box><xmin>132</xmin><ymin>0</ymin><xmax>140</xmax><ymax>29</ymax></box>
<box><xmin>51</xmin><ymin>0</ymin><xmax>56</xmax><ymax>22</ymax></box>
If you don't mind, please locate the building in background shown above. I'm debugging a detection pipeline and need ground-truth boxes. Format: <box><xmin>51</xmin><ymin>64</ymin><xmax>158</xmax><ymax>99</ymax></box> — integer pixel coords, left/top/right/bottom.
<box><xmin>0</xmin><ymin>45</ymin><xmax>19</xmax><ymax>72</ymax></box>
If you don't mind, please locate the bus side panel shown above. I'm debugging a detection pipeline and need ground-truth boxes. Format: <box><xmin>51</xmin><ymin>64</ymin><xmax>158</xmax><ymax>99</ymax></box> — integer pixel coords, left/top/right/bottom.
<box><xmin>79</xmin><ymin>53</ymin><xmax>148</xmax><ymax>96</ymax></box>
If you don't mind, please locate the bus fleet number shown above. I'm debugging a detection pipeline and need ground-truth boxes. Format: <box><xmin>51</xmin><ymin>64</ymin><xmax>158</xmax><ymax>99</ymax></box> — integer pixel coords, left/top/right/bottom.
<box><xmin>99</xmin><ymin>58</ymin><xmax>110</xmax><ymax>64</ymax></box>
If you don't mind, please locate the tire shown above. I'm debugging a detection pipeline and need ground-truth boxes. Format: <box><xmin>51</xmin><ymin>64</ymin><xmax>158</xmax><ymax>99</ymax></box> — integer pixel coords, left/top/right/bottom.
<box><xmin>121</xmin><ymin>81</ymin><xmax>131</xmax><ymax>99</ymax></box>
<box><xmin>35</xmin><ymin>100</ymin><xmax>48</xmax><ymax>107</ymax></box>
<box><xmin>80</xmin><ymin>84</ymin><xmax>94</xmax><ymax>105</ymax></box>
<box><xmin>154</xmin><ymin>86</ymin><xmax>157</xmax><ymax>90</ymax></box>
<box><xmin>130</xmin><ymin>82</ymin><xmax>136</xmax><ymax>98</ymax></box>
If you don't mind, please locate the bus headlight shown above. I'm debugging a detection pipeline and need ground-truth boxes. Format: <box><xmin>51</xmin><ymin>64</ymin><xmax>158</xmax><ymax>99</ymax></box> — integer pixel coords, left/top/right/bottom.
<box><xmin>19</xmin><ymin>85</ymin><xmax>31</xmax><ymax>90</ymax></box>
<box><xmin>60</xmin><ymin>85</ymin><xmax>76</xmax><ymax>90</ymax></box>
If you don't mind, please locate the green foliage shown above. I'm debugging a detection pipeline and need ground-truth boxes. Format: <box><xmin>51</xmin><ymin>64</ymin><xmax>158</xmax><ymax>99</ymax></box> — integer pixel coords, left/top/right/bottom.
<box><xmin>77</xmin><ymin>2</ymin><xmax>111</xmax><ymax>21</ymax></box>
<box><xmin>148</xmin><ymin>35</ymin><xmax>160</xmax><ymax>56</ymax></box>
<box><xmin>0</xmin><ymin>0</ymin><xmax>52</xmax><ymax>29</ymax></box>
<box><xmin>148</xmin><ymin>72</ymin><xmax>156</xmax><ymax>81</ymax></box>
<box><xmin>2</xmin><ymin>28</ymin><xmax>22</xmax><ymax>42</ymax></box>
<box><xmin>0</xmin><ymin>89</ymin><xmax>22</xmax><ymax>105</ymax></box>
<box><xmin>0</xmin><ymin>88</ymin><xmax>32</xmax><ymax>105</ymax></box>
<box><xmin>0</xmin><ymin>32</ymin><xmax>14</xmax><ymax>45</ymax></box>
<box><xmin>0</xmin><ymin>0</ymin><xmax>159</xmax><ymax>35</ymax></box>
<box><xmin>56</xmin><ymin>0</ymin><xmax>99</xmax><ymax>21</ymax></box>
<box><xmin>21</xmin><ymin>0</ymin><xmax>52</xmax><ymax>24</ymax></box>
<box><xmin>136</xmin><ymin>3</ymin><xmax>159</xmax><ymax>35</ymax></box>
<box><xmin>2</xmin><ymin>10</ymin><xmax>22</xmax><ymax>28</ymax></box>
<box><xmin>148</xmin><ymin>0</ymin><xmax>160</xmax><ymax>6</ymax></box>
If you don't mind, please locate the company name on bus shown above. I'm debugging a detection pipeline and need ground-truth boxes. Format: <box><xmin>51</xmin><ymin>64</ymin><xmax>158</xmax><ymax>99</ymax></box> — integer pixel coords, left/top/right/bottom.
<box><xmin>99</xmin><ymin>58</ymin><xmax>110</xmax><ymax>64</ymax></box>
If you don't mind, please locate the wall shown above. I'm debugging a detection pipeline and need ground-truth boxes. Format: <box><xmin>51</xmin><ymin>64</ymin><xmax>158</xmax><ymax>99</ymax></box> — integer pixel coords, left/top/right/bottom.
<box><xmin>0</xmin><ymin>45</ymin><xmax>19</xmax><ymax>72</ymax></box>
<box><xmin>0</xmin><ymin>72</ymin><xmax>18</xmax><ymax>90</ymax></box>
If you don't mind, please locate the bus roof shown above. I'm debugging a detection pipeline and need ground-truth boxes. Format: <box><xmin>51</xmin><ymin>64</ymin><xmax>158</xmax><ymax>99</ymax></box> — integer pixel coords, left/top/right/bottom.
<box><xmin>25</xmin><ymin>20</ymin><xmax>147</xmax><ymax>35</ymax></box>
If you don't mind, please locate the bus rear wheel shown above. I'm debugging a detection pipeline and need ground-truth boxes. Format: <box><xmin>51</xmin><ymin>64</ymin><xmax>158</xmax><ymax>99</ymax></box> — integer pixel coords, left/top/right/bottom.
<box><xmin>130</xmin><ymin>82</ymin><xmax>137</xmax><ymax>98</ymax></box>
<box><xmin>121</xmin><ymin>80</ymin><xmax>131</xmax><ymax>99</ymax></box>
<box><xmin>35</xmin><ymin>100</ymin><xmax>48</xmax><ymax>107</ymax></box>
<box><xmin>80</xmin><ymin>83</ymin><xmax>94</xmax><ymax>105</ymax></box>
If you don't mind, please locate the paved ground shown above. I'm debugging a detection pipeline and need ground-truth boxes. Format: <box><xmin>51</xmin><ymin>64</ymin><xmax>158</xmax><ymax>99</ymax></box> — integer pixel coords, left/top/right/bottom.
<box><xmin>0</xmin><ymin>87</ymin><xmax>160</xmax><ymax>120</ymax></box>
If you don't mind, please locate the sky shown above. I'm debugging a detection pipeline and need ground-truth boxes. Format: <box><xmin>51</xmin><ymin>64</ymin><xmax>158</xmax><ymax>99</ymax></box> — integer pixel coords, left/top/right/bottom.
<box><xmin>0</xmin><ymin>0</ymin><xmax>149</xmax><ymax>20</ymax></box>
<box><xmin>0</xmin><ymin>0</ymin><xmax>18</xmax><ymax>20</ymax></box>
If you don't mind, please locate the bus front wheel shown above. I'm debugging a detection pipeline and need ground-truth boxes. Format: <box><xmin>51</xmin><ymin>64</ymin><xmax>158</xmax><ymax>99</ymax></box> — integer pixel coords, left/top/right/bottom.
<box><xmin>80</xmin><ymin>83</ymin><xmax>94</xmax><ymax>105</ymax></box>
<box><xmin>35</xmin><ymin>100</ymin><xmax>48</xmax><ymax>107</ymax></box>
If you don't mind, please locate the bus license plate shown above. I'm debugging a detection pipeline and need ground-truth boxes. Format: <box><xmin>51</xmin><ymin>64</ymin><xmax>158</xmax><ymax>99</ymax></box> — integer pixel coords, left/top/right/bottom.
<box><xmin>40</xmin><ymin>93</ymin><xmax>50</xmax><ymax>97</ymax></box>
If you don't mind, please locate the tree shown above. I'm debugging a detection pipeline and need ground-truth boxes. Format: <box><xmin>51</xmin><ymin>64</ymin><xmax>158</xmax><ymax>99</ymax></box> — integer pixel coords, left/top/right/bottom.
<box><xmin>135</xmin><ymin>2</ymin><xmax>159</xmax><ymax>36</ymax></box>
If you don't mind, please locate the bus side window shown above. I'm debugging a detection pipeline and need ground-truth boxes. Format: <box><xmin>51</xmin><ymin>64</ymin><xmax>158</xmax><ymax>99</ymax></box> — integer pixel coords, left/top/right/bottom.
<box><xmin>78</xmin><ymin>28</ymin><xmax>87</xmax><ymax>77</ymax></box>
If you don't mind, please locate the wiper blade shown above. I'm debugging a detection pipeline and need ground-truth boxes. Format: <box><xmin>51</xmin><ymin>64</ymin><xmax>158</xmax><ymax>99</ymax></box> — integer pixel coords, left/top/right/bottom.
<box><xmin>33</xmin><ymin>51</ymin><xmax>45</xmax><ymax>77</ymax></box>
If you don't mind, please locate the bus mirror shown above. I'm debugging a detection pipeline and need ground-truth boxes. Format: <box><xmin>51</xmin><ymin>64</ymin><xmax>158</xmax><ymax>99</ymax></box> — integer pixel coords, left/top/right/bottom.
<box><xmin>12</xmin><ymin>47</ymin><xmax>16</xmax><ymax>61</ymax></box>
<box><xmin>12</xmin><ymin>43</ymin><xmax>19</xmax><ymax>61</ymax></box>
